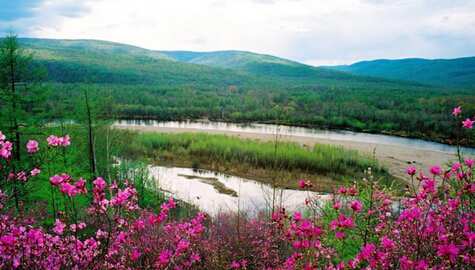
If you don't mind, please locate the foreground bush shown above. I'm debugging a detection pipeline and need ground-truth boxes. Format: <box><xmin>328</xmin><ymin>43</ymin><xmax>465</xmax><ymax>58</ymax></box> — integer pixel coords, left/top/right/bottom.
<box><xmin>0</xmin><ymin>106</ymin><xmax>474</xmax><ymax>269</ymax></box>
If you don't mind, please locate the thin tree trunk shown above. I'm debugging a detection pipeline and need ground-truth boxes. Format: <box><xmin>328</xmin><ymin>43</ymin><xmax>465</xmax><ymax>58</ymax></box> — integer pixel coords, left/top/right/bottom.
<box><xmin>10</xmin><ymin>48</ymin><xmax>21</xmax><ymax>212</ymax></box>
<box><xmin>85</xmin><ymin>89</ymin><xmax>97</xmax><ymax>178</ymax></box>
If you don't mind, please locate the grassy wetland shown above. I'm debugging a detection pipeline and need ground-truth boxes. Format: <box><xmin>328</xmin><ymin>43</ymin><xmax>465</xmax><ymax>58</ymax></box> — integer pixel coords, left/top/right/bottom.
<box><xmin>119</xmin><ymin>132</ymin><xmax>397</xmax><ymax>191</ymax></box>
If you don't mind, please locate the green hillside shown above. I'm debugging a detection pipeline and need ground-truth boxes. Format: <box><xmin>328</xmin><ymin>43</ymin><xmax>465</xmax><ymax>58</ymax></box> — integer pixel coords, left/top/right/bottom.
<box><xmin>21</xmin><ymin>38</ymin><xmax>173</xmax><ymax>61</ymax></box>
<box><xmin>323</xmin><ymin>57</ymin><xmax>475</xmax><ymax>88</ymax></box>
<box><xmin>161</xmin><ymin>50</ymin><xmax>377</xmax><ymax>80</ymax></box>
<box><xmin>11</xmin><ymin>38</ymin><xmax>475</xmax><ymax>144</ymax></box>
<box><xmin>163</xmin><ymin>50</ymin><xmax>300</xmax><ymax>70</ymax></box>
<box><xmin>19</xmin><ymin>38</ymin><xmax>423</xmax><ymax>88</ymax></box>
<box><xmin>21</xmin><ymin>39</ymin><xmax>267</xmax><ymax>86</ymax></box>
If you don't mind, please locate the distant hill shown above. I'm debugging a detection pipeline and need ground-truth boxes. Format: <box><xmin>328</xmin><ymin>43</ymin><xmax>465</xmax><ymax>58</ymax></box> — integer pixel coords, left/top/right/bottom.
<box><xmin>160</xmin><ymin>50</ymin><xmax>362</xmax><ymax>80</ymax></box>
<box><xmin>21</xmin><ymin>38</ymin><xmax>173</xmax><ymax>61</ymax></box>
<box><xmin>322</xmin><ymin>57</ymin><xmax>475</xmax><ymax>88</ymax></box>
<box><xmin>18</xmin><ymin>38</ymin><xmax>268</xmax><ymax>86</ymax></box>
<box><xmin>17</xmin><ymin>38</ymin><xmax>408</xmax><ymax>87</ymax></box>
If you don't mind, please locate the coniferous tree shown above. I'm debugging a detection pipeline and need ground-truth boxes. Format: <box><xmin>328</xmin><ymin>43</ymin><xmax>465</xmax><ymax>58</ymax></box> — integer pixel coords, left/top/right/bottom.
<box><xmin>0</xmin><ymin>32</ymin><xmax>49</xmax><ymax>209</ymax></box>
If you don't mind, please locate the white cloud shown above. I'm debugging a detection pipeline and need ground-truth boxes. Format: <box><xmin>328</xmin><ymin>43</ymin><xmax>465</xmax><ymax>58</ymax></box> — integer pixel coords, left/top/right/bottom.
<box><xmin>2</xmin><ymin>0</ymin><xmax>474</xmax><ymax>65</ymax></box>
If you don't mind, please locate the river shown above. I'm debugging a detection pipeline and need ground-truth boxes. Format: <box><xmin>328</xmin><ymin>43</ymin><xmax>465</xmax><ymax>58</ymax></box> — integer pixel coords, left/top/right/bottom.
<box><xmin>115</xmin><ymin>119</ymin><xmax>474</xmax><ymax>155</ymax></box>
<box><xmin>148</xmin><ymin>165</ymin><xmax>328</xmax><ymax>215</ymax></box>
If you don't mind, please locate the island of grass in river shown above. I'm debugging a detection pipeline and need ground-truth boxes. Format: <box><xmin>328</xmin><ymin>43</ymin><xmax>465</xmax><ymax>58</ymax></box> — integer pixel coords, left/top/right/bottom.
<box><xmin>120</xmin><ymin>132</ymin><xmax>400</xmax><ymax>192</ymax></box>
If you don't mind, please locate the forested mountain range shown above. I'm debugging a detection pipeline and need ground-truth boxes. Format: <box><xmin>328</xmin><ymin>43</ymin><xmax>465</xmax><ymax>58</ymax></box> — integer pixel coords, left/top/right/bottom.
<box><xmin>323</xmin><ymin>57</ymin><xmax>475</xmax><ymax>88</ymax></box>
<box><xmin>21</xmin><ymin>38</ymin><xmax>400</xmax><ymax>86</ymax></box>
<box><xmin>14</xmin><ymin>38</ymin><xmax>475</xmax><ymax>143</ymax></box>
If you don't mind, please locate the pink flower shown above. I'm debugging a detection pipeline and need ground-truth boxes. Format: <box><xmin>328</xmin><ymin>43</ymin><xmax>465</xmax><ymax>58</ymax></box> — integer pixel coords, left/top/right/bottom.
<box><xmin>422</xmin><ymin>179</ymin><xmax>436</xmax><ymax>193</ymax></box>
<box><xmin>334</xmin><ymin>231</ymin><xmax>346</xmax><ymax>239</ymax></box>
<box><xmin>416</xmin><ymin>260</ymin><xmax>429</xmax><ymax>270</ymax></box>
<box><xmin>350</xmin><ymin>200</ymin><xmax>363</xmax><ymax>212</ymax></box>
<box><xmin>429</xmin><ymin>165</ymin><xmax>442</xmax><ymax>176</ymax></box>
<box><xmin>47</xmin><ymin>135</ymin><xmax>71</xmax><ymax>147</ymax></box>
<box><xmin>381</xmin><ymin>236</ymin><xmax>394</xmax><ymax>249</ymax></box>
<box><xmin>452</xmin><ymin>106</ymin><xmax>462</xmax><ymax>116</ymax></box>
<box><xmin>293</xmin><ymin>211</ymin><xmax>302</xmax><ymax>221</ymax></box>
<box><xmin>169</xmin><ymin>198</ymin><xmax>176</xmax><ymax>208</ymax></box>
<box><xmin>465</xmin><ymin>158</ymin><xmax>474</xmax><ymax>167</ymax></box>
<box><xmin>0</xmin><ymin>140</ymin><xmax>12</xmax><ymax>159</ymax></box>
<box><xmin>111</xmin><ymin>188</ymin><xmax>131</xmax><ymax>206</ymax></box>
<box><xmin>359</xmin><ymin>244</ymin><xmax>375</xmax><ymax>260</ymax></box>
<box><xmin>130</xmin><ymin>250</ymin><xmax>141</xmax><ymax>261</ymax></box>
<box><xmin>74</xmin><ymin>178</ymin><xmax>87</xmax><ymax>194</ymax></box>
<box><xmin>231</xmin><ymin>261</ymin><xmax>240</xmax><ymax>268</ymax></box>
<box><xmin>0</xmin><ymin>235</ymin><xmax>15</xmax><ymax>247</ymax></box>
<box><xmin>298</xmin><ymin>179</ymin><xmax>312</xmax><ymax>188</ymax></box>
<box><xmin>462</xmin><ymin>118</ymin><xmax>474</xmax><ymax>129</ymax></box>
<box><xmin>52</xmin><ymin>219</ymin><xmax>66</xmax><ymax>235</ymax></box>
<box><xmin>60</xmin><ymin>183</ymin><xmax>78</xmax><ymax>197</ymax></box>
<box><xmin>109</xmin><ymin>180</ymin><xmax>118</xmax><ymax>190</ymax></box>
<box><xmin>26</xmin><ymin>229</ymin><xmax>43</xmax><ymax>246</ymax></box>
<box><xmin>93</xmin><ymin>177</ymin><xmax>107</xmax><ymax>190</ymax></box>
<box><xmin>30</xmin><ymin>168</ymin><xmax>41</xmax><ymax>176</ymax></box>
<box><xmin>17</xmin><ymin>171</ymin><xmax>27</xmax><ymax>181</ymax></box>
<box><xmin>26</xmin><ymin>140</ymin><xmax>39</xmax><ymax>153</ymax></box>
<box><xmin>47</xmin><ymin>135</ymin><xmax>60</xmax><ymax>146</ymax></box>
<box><xmin>452</xmin><ymin>162</ymin><xmax>461</xmax><ymax>171</ymax></box>
<box><xmin>0</xmin><ymin>131</ymin><xmax>5</xmax><ymax>141</ymax></box>
<box><xmin>50</xmin><ymin>175</ymin><xmax>64</xmax><ymax>186</ymax></box>
<box><xmin>62</xmin><ymin>135</ymin><xmax>70</xmax><ymax>146</ymax></box>
<box><xmin>0</xmin><ymin>148</ymin><xmax>10</xmax><ymax>159</ymax></box>
<box><xmin>190</xmin><ymin>253</ymin><xmax>200</xmax><ymax>262</ymax></box>
<box><xmin>437</xmin><ymin>243</ymin><xmax>460</xmax><ymax>263</ymax></box>
<box><xmin>383</xmin><ymin>199</ymin><xmax>392</xmax><ymax>205</ymax></box>
<box><xmin>333</xmin><ymin>203</ymin><xmax>342</xmax><ymax>210</ymax></box>
<box><xmin>406</xmin><ymin>166</ymin><xmax>416</xmax><ymax>176</ymax></box>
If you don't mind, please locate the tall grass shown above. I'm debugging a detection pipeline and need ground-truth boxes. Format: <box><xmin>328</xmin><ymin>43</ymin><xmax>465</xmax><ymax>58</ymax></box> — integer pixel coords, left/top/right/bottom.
<box><xmin>127</xmin><ymin>132</ymin><xmax>387</xmax><ymax>180</ymax></box>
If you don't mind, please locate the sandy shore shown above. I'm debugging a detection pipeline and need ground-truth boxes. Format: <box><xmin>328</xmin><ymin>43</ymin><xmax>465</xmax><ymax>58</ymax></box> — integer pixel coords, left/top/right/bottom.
<box><xmin>114</xmin><ymin>124</ymin><xmax>458</xmax><ymax>182</ymax></box>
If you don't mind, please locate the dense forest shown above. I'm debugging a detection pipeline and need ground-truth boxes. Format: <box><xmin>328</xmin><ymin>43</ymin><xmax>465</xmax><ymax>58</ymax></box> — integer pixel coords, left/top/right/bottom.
<box><xmin>324</xmin><ymin>56</ymin><xmax>475</xmax><ymax>87</ymax></box>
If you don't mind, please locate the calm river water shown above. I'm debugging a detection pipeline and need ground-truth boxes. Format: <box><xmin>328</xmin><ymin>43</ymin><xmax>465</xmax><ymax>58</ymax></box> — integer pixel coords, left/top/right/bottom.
<box><xmin>148</xmin><ymin>166</ymin><xmax>328</xmax><ymax>215</ymax></box>
<box><xmin>116</xmin><ymin>120</ymin><xmax>474</xmax><ymax>155</ymax></box>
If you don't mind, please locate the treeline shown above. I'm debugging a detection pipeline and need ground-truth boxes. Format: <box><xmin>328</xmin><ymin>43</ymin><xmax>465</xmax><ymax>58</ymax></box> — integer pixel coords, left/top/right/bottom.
<box><xmin>46</xmin><ymin>83</ymin><xmax>475</xmax><ymax>144</ymax></box>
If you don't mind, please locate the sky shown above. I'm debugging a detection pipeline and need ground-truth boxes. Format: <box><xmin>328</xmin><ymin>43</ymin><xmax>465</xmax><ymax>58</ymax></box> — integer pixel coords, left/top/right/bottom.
<box><xmin>1</xmin><ymin>0</ymin><xmax>474</xmax><ymax>66</ymax></box>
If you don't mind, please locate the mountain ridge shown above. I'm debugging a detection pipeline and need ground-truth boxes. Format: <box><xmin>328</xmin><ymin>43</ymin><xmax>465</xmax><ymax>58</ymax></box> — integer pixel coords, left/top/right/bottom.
<box><xmin>322</xmin><ymin>56</ymin><xmax>475</xmax><ymax>87</ymax></box>
<box><xmin>17</xmin><ymin>37</ymin><xmax>474</xmax><ymax>88</ymax></box>
<box><xmin>18</xmin><ymin>38</ymin><xmax>408</xmax><ymax>86</ymax></box>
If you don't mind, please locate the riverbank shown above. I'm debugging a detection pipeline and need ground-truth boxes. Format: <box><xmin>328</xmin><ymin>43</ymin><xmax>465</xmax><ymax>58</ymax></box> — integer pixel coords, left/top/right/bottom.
<box><xmin>114</xmin><ymin>124</ymin><xmax>458</xmax><ymax>183</ymax></box>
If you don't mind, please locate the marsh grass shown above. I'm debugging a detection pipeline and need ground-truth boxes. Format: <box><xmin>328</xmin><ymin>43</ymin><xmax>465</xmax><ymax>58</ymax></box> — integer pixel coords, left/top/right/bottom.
<box><xmin>122</xmin><ymin>132</ymin><xmax>396</xmax><ymax>190</ymax></box>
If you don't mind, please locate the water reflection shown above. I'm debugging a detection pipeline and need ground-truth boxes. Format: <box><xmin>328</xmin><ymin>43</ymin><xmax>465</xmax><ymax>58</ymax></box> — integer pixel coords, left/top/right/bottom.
<box><xmin>149</xmin><ymin>166</ymin><xmax>328</xmax><ymax>215</ymax></box>
<box><xmin>116</xmin><ymin>120</ymin><xmax>474</xmax><ymax>155</ymax></box>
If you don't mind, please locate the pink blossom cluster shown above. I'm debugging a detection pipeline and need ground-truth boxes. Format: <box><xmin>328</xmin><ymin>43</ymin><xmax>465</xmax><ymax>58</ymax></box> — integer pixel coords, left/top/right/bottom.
<box><xmin>0</xmin><ymin>132</ymin><xmax>12</xmax><ymax>159</ymax></box>
<box><xmin>46</xmin><ymin>134</ymin><xmax>70</xmax><ymax>147</ymax></box>
<box><xmin>26</xmin><ymin>140</ymin><xmax>39</xmax><ymax>153</ymax></box>
<box><xmin>1</xmin><ymin>111</ymin><xmax>475</xmax><ymax>269</ymax></box>
<box><xmin>454</xmin><ymin>106</ymin><xmax>475</xmax><ymax>129</ymax></box>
